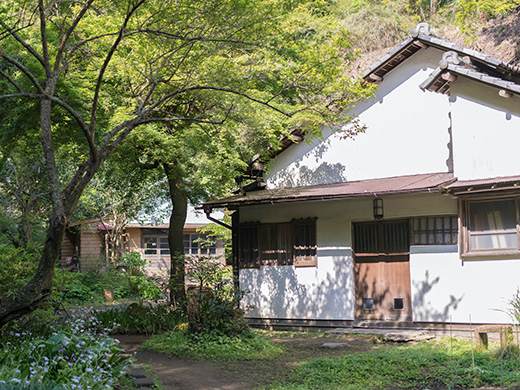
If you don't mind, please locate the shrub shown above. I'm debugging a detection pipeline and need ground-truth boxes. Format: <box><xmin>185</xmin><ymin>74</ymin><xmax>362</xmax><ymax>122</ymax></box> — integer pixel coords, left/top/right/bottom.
<box><xmin>0</xmin><ymin>245</ymin><xmax>38</xmax><ymax>295</ymax></box>
<box><xmin>185</xmin><ymin>256</ymin><xmax>249</xmax><ymax>336</ymax></box>
<box><xmin>92</xmin><ymin>301</ymin><xmax>183</xmax><ymax>334</ymax></box>
<box><xmin>120</xmin><ymin>251</ymin><xmax>147</xmax><ymax>276</ymax></box>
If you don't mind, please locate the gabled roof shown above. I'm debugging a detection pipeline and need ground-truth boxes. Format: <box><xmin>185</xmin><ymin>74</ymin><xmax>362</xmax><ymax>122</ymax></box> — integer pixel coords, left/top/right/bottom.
<box><xmin>203</xmin><ymin>172</ymin><xmax>455</xmax><ymax>209</ymax></box>
<box><xmin>419</xmin><ymin>51</ymin><xmax>520</xmax><ymax>96</ymax></box>
<box><xmin>363</xmin><ymin>23</ymin><xmax>520</xmax><ymax>84</ymax></box>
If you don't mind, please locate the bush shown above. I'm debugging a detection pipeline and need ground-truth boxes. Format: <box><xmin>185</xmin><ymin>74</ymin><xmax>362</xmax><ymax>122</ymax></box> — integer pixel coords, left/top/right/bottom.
<box><xmin>0</xmin><ymin>245</ymin><xmax>38</xmax><ymax>295</ymax></box>
<box><xmin>185</xmin><ymin>256</ymin><xmax>249</xmax><ymax>336</ymax></box>
<box><xmin>120</xmin><ymin>251</ymin><xmax>147</xmax><ymax>276</ymax></box>
<box><xmin>92</xmin><ymin>301</ymin><xmax>183</xmax><ymax>334</ymax></box>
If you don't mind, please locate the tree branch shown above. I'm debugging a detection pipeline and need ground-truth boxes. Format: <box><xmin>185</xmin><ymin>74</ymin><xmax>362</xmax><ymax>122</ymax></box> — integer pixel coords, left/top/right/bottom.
<box><xmin>88</xmin><ymin>0</ymin><xmax>146</xmax><ymax>134</ymax></box>
<box><xmin>0</xmin><ymin>92</ymin><xmax>96</xmax><ymax>160</ymax></box>
<box><xmin>54</xmin><ymin>0</ymin><xmax>95</xmax><ymax>72</ymax></box>
<box><xmin>0</xmin><ymin>69</ymin><xmax>24</xmax><ymax>92</ymax></box>
<box><xmin>0</xmin><ymin>18</ymin><xmax>46</xmax><ymax>68</ymax></box>
<box><xmin>149</xmin><ymin>85</ymin><xmax>293</xmax><ymax>117</ymax></box>
<box><xmin>38</xmin><ymin>0</ymin><xmax>51</xmax><ymax>77</ymax></box>
<box><xmin>137</xmin><ymin>29</ymin><xmax>258</xmax><ymax>47</ymax></box>
<box><xmin>0</xmin><ymin>50</ymin><xmax>44</xmax><ymax>94</ymax></box>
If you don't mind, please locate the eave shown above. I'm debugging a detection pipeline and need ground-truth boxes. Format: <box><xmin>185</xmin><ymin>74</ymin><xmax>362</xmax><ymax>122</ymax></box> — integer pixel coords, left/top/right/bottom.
<box><xmin>203</xmin><ymin>172</ymin><xmax>455</xmax><ymax>210</ymax></box>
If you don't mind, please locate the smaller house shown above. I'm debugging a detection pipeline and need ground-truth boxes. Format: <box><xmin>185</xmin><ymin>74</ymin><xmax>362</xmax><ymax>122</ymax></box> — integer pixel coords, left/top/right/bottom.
<box><xmin>61</xmin><ymin>210</ymin><xmax>226</xmax><ymax>275</ymax></box>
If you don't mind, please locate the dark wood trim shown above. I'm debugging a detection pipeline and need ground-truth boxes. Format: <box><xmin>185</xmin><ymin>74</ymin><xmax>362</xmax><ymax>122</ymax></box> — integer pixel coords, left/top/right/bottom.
<box><xmin>459</xmin><ymin>195</ymin><xmax>520</xmax><ymax>258</ymax></box>
<box><xmin>231</xmin><ymin>208</ymin><xmax>240</xmax><ymax>289</ymax></box>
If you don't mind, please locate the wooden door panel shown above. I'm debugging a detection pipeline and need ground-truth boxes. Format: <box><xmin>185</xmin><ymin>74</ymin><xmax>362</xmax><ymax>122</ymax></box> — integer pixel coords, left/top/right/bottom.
<box><xmin>353</xmin><ymin>220</ymin><xmax>412</xmax><ymax>322</ymax></box>
<box><xmin>354</xmin><ymin>255</ymin><xmax>383</xmax><ymax>320</ymax></box>
<box><xmin>381</xmin><ymin>255</ymin><xmax>412</xmax><ymax>321</ymax></box>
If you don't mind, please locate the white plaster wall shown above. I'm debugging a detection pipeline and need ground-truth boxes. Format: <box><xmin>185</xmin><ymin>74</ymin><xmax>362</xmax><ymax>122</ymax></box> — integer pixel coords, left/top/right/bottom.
<box><xmin>450</xmin><ymin>78</ymin><xmax>520</xmax><ymax>180</ymax></box>
<box><xmin>411</xmin><ymin>246</ymin><xmax>520</xmax><ymax>324</ymax></box>
<box><xmin>266</xmin><ymin>47</ymin><xmax>452</xmax><ymax>189</ymax></box>
<box><xmin>240</xmin><ymin>193</ymin><xmax>458</xmax><ymax>320</ymax></box>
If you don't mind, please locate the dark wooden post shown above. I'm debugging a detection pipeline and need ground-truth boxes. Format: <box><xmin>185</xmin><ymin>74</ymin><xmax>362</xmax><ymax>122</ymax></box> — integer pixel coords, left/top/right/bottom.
<box><xmin>231</xmin><ymin>208</ymin><xmax>240</xmax><ymax>292</ymax></box>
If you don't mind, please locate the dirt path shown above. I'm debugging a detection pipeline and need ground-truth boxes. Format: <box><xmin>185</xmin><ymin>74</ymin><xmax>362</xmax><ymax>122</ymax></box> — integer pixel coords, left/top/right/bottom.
<box><xmin>117</xmin><ymin>334</ymin><xmax>254</xmax><ymax>390</ymax></box>
<box><xmin>116</xmin><ymin>332</ymin><xmax>377</xmax><ymax>390</ymax></box>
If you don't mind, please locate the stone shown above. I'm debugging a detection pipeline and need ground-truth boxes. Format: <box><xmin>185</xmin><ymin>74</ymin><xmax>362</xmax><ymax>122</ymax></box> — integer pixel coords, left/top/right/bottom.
<box><xmin>321</xmin><ymin>342</ymin><xmax>349</xmax><ymax>349</ymax></box>
<box><xmin>133</xmin><ymin>377</ymin><xmax>155</xmax><ymax>387</ymax></box>
<box><xmin>383</xmin><ymin>332</ymin><xmax>434</xmax><ymax>342</ymax></box>
<box><xmin>126</xmin><ymin>369</ymin><xmax>147</xmax><ymax>379</ymax></box>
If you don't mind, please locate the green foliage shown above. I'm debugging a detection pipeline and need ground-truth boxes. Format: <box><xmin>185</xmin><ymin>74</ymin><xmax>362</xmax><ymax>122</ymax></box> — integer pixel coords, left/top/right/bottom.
<box><xmin>509</xmin><ymin>288</ymin><xmax>520</xmax><ymax>325</ymax></box>
<box><xmin>0</xmin><ymin>310</ymin><xmax>131</xmax><ymax>389</ymax></box>
<box><xmin>334</xmin><ymin>0</ymin><xmax>414</xmax><ymax>51</ymax></box>
<box><xmin>120</xmin><ymin>251</ymin><xmax>148</xmax><ymax>276</ymax></box>
<box><xmin>92</xmin><ymin>302</ymin><xmax>183</xmax><ymax>334</ymax></box>
<box><xmin>143</xmin><ymin>328</ymin><xmax>283</xmax><ymax>361</ymax></box>
<box><xmin>0</xmin><ymin>245</ymin><xmax>38</xmax><ymax>295</ymax></box>
<box><xmin>1</xmin><ymin>308</ymin><xmax>60</xmax><ymax>339</ymax></box>
<box><xmin>456</xmin><ymin>0</ymin><xmax>520</xmax><ymax>37</ymax></box>
<box><xmin>51</xmin><ymin>268</ymin><xmax>135</xmax><ymax>304</ymax></box>
<box><xmin>267</xmin><ymin>337</ymin><xmax>520</xmax><ymax>389</ymax></box>
<box><xmin>185</xmin><ymin>256</ymin><xmax>249</xmax><ymax>336</ymax></box>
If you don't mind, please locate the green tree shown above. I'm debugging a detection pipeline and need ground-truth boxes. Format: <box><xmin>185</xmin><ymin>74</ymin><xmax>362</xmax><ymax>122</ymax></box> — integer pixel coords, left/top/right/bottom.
<box><xmin>0</xmin><ymin>0</ymin><xmax>371</xmax><ymax>326</ymax></box>
<box><xmin>455</xmin><ymin>0</ymin><xmax>520</xmax><ymax>37</ymax></box>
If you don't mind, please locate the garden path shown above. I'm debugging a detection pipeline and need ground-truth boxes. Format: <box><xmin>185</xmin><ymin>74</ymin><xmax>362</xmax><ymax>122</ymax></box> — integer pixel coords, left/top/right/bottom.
<box><xmin>117</xmin><ymin>334</ymin><xmax>253</xmax><ymax>390</ymax></box>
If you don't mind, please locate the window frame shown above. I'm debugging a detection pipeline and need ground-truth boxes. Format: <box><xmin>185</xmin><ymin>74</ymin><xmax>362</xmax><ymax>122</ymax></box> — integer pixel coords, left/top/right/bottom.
<box><xmin>183</xmin><ymin>233</ymin><xmax>217</xmax><ymax>256</ymax></box>
<box><xmin>410</xmin><ymin>215</ymin><xmax>458</xmax><ymax>246</ymax></box>
<box><xmin>460</xmin><ymin>195</ymin><xmax>520</xmax><ymax>258</ymax></box>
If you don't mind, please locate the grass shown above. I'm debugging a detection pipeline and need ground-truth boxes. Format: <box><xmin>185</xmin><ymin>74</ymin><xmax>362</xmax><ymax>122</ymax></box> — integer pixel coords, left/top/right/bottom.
<box><xmin>143</xmin><ymin>327</ymin><xmax>284</xmax><ymax>361</ymax></box>
<box><xmin>262</xmin><ymin>337</ymin><xmax>520</xmax><ymax>390</ymax></box>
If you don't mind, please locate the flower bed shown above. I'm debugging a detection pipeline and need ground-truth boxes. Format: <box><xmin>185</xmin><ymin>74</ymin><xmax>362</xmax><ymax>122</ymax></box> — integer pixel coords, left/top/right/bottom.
<box><xmin>0</xmin><ymin>309</ymin><xmax>131</xmax><ymax>389</ymax></box>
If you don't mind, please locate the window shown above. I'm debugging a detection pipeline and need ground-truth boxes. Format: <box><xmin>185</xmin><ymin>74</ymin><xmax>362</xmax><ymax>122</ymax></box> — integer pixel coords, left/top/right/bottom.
<box><xmin>238</xmin><ymin>218</ymin><xmax>317</xmax><ymax>268</ymax></box>
<box><xmin>183</xmin><ymin>234</ymin><xmax>217</xmax><ymax>256</ymax></box>
<box><xmin>461</xmin><ymin>197</ymin><xmax>520</xmax><ymax>257</ymax></box>
<box><xmin>353</xmin><ymin>220</ymin><xmax>409</xmax><ymax>253</ymax></box>
<box><xmin>143</xmin><ymin>230</ymin><xmax>217</xmax><ymax>257</ymax></box>
<box><xmin>293</xmin><ymin>219</ymin><xmax>317</xmax><ymax>267</ymax></box>
<box><xmin>411</xmin><ymin>216</ymin><xmax>458</xmax><ymax>245</ymax></box>
<box><xmin>144</xmin><ymin>236</ymin><xmax>158</xmax><ymax>255</ymax></box>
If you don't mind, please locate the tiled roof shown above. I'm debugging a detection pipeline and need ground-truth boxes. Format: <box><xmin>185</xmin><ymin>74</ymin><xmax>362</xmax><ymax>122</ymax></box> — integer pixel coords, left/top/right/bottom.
<box><xmin>420</xmin><ymin>60</ymin><xmax>520</xmax><ymax>96</ymax></box>
<box><xmin>203</xmin><ymin>172</ymin><xmax>455</xmax><ymax>208</ymax></box>
<box><xmin>363</xmin><ymin>23</ymin><xmax>520</xmax><ymax>83</ymax></box>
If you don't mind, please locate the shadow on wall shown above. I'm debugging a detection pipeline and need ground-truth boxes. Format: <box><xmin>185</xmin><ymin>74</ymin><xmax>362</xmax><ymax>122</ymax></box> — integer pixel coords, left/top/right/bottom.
<box><xmin>412</xmin><ymin>270</ymin><xmax>464</xmax><ymax>322</ymax></box>
<box><xmin>269</xmin><ymin>162</ymin><xmax>347</xmax><ymax>188</ymax></box>
<box><xmin>241</xmin><ymin>255</ymin><xmax>353</xmax><ymax>320</ymax></box>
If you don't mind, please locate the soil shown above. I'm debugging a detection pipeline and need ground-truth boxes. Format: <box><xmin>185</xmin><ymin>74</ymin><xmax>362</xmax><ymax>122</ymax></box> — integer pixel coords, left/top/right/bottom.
<box><xmin>116</xmin><ymin>332</ymin><xmax>377</xmax><ymax>390</ymax></box>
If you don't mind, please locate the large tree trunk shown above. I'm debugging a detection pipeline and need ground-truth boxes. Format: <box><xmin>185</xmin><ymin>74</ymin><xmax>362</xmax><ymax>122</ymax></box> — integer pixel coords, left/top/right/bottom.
<box><xmin>0</xmin><ymin>94</ymin><xmax>75</xmax><ymax>327</ymax></box>
<box><xmin>164</xmin><ymin>163</ymin><xmax>188</xmax><ymax>308</ymax></box>
<box><xmin>0</xmin><ymin>214</ymin><xmax>66</xmax><ymax>327</ymax></box>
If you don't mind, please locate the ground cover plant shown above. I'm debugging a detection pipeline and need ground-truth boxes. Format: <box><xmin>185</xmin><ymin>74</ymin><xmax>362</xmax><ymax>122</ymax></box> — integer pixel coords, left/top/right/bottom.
<box><xmin>257</xmin><ymin>336</ymin><xmax>520</xmax><ymax>390</ymax></box>
<box><xmin>143</xmin><ymin>327</ymin><xmax>283</xmax><ymax>362</ymax></box>
<box><xmin>0</xmin><ymin>309</ymin><xmax>132</xmax><ymax>389</ymax></box>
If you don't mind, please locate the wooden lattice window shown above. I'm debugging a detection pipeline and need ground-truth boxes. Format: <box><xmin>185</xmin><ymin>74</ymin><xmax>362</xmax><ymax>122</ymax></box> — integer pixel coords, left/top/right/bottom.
<box><xmin>293</xmin><ymin>218</ymin><xmax>317</xmax><ymax>267</ymax></box>
<box><xmin>238</xmin><ymin>224</ymin><xmax>259</xmax><ymax>268</ymax></box>
<box><xmin>411</xmin><ymin>216</ymin><xmax>458</xmax><ymax>245</ymax></box>
<box><xmin>238</xmin><ymin>218</ymin><xmax>317</xmax><ymax>268</ymax></box>
<box><xmin>353</xmin><ymin>220</ymin><xmax>409</xmax><ymax>253</ymax></box>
